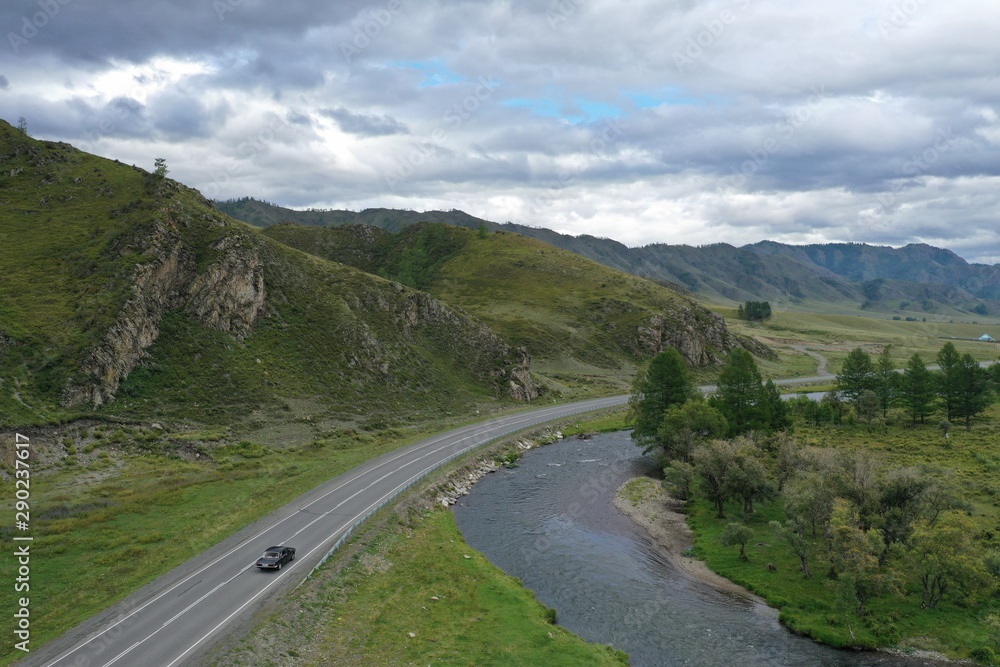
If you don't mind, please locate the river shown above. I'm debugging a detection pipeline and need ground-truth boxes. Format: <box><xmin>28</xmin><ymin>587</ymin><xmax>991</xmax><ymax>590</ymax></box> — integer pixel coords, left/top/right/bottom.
<box><xmin>452</xmin><ymin>431</ymin><xmax>950</xmax><ymax>667</ymax></box>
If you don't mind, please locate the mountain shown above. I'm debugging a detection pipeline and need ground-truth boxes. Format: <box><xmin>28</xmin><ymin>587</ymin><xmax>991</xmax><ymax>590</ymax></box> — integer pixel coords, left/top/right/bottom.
<box><xmin>1</xmin><ymin>123</ymin><xmax>759</xmax><ymax>432</ymax></box>
<box><xmin>262</xmin><ymin>223</ymin><xmax>769</xmax><ymax>396</ymax></box>
<box><xmin>0</xmin><ymin>121</ymin><xmax>539</xmax><ymax>430</ymax></box>
<box><xmin>217</xmin><ymin>198</ymin><xmax>1000</xmax><ymax>316</ymax></box>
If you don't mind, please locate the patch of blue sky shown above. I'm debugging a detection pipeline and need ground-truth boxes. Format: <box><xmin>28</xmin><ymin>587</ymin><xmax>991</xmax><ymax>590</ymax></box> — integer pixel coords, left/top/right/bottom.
<box><xmin>503</xmin><ymin>97</ymin><xmax>565</xmax><ymax>119</ymax></box>
<box><xmin>624</xmin><ymin>88</ymin><xmax>707</xmax><ymax>109</ymax></box>
<box><xmin>503</xmin><ymin>97</ymin><xmax>623</xmax><ymax>123</ymax></box>
<box><xmin>386</xmin><ymin>59</ymin><xmax>465</xmax><ymax>87</ymax></box>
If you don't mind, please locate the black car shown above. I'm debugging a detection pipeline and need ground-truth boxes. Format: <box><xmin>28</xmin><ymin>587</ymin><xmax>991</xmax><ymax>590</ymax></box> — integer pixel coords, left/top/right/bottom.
<box><xmin>254</xmin><ymin>545</ymin><xmax>295</xmax><ymax>570</ymax></box>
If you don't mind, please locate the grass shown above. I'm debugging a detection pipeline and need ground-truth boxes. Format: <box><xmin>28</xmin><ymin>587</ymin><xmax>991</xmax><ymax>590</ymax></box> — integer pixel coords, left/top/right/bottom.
<box><xmin>210</xmin><ymin>508</ymin><xmax>628</xmax><ymax>667</ymax></box>
<box><xmin>719</xmin><ymin>307</ymin><xmax>1000</xmax><ymax>381</ymax></box>
<box><xmin>684</xmin><ymin>407</ymin><xmax>1000</xmax><ymax>662</ymax></box>
<box><xmin>265</xmin><ymin>222</ymin><xmax>740</xmax><ymax>397</ymax></box>
<box><xmin>0</xmin><ymin>420</ymin><xmax>464</xmax><ymax>666</ymax></box>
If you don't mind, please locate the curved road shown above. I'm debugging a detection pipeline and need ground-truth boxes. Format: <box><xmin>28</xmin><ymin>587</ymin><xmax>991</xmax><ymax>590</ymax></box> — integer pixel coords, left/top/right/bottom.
<box><xmin>28</xmin><ymin>395</ymin><xmax>628</xmax><ymax>667</ymax></box>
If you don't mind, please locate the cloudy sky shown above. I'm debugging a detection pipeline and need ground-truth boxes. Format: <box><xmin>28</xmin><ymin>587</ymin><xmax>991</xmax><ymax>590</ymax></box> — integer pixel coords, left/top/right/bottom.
<box><xmin>2</xmin><ymin>0</ymin><xmax>999</xmax><ymax>262</ymax></box>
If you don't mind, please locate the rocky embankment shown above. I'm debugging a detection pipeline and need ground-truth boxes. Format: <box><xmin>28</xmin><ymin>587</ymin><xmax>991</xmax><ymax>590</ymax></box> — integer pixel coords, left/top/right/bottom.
<box><xmin>434</xmin><ymin>433</ymin><xmax>560</xmax><ymax>507</ymax></box>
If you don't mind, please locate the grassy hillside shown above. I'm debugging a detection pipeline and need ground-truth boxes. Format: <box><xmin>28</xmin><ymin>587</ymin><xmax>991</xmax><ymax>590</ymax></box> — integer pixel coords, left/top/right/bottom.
<box><xmin>264</xmin><ymin>222</ymin><xmax>764</xmax><ymax>396</ymax></box>
<box><xmin>0</xmin><ymin>120</ymin><xmax>536</xmax><ymax>432</ymax></box>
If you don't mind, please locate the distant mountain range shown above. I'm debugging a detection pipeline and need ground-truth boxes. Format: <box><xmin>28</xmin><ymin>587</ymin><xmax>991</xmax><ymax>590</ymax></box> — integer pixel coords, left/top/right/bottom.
<box><xmin>217</xmin><ymin>198</ymin><xmax>1000</xmax><ymax>317</ymax></box>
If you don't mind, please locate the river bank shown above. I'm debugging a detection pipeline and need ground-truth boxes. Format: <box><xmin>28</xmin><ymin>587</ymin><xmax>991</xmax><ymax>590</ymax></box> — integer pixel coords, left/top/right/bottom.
<box><xmin>612</xmin><ymin>477</ymin><xmax>771</xmax><ymax>604</ymax></box>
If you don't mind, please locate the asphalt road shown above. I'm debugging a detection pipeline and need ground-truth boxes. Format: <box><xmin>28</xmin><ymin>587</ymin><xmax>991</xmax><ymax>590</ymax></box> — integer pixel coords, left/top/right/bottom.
<box><xmin>28</xmin><ymin>395</ymin><xmax>629</xmax><ymax>667</ymax></box>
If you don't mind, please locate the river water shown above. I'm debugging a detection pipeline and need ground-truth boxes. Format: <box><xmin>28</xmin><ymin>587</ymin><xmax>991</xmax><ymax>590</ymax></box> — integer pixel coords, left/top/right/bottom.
<box><xmin>452</xmin><ymin>431</ymin><xmax>948</xmax><ymax>667</ymax></box>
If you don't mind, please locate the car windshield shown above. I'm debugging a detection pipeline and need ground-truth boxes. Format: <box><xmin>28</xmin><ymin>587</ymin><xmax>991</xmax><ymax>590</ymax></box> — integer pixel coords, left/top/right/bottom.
<box><xmin>263</xmin><ymin>552</ymin><xmax>280</xmax><ymax>558</ymax></box>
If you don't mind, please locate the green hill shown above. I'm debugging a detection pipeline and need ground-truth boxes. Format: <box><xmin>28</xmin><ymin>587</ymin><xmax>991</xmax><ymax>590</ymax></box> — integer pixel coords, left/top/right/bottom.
<box><xmin>0</xmin><ymin>121</ymin><xmax>538</xmax><ymax>432</ymax></box>
<box><xmin>263</xmin><ymin>222</ymin><xmax>770</xmax><ymax>395</ymax></box>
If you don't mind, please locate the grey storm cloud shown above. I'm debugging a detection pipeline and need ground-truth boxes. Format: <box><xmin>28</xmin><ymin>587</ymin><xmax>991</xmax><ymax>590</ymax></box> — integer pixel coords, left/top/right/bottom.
<box><xmin>320</xmin><ymin>107</ymin><xmax>409</xmax><ymax>137</ymax></box>
<box><xmin>1</xmin><ymin>0</ymin><xmax>999</xmax><ymax>261</ymax></box>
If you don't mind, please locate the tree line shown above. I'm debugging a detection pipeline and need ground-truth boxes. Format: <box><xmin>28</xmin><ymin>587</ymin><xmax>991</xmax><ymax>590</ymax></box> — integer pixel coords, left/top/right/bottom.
<box><xmin>737</xmin><ymin>301</ymin><xmax>772</xmax><ymax>321</ymax></box>
<box><xmin>830</xmin><ymin>342</ymin><xmax>996</xmax><ymax>431</ymax></box>
<box><xmin>628</xmin><ymin>345</ymin><xmax>1000</xmax><ymax>643</ymax></box>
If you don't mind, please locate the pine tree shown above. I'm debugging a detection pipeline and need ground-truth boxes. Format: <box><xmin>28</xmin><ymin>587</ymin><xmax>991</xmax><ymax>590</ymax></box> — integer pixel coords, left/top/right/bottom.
<box><xmin>711</xmin><ymin>348</ymin><xmax>767</xmax><ymax>435</ymax></box>
<box><xmin>874</xmin><ymin>347</ymin><xmax>897</xmax><ymax>418</ymax></box>
<box><xmin>936</xmin><ymin>343</ymin><xmax>962</xmax><ymax>421</ymax></box>
<box><xmin>899</xmin><ymin>353</ymin><xmax>935</xmax><ymax>424</ymax></box>
<box><xmin>837</xmin><ymin>347</ymin><xmax>876</xmax><ymax>409</ymax></box>
<box><xmin>953</xmin><ymin>353</ymin><xmax>992</xmax><ymax>430</ymax></box>
<box><xmin>628</xmin><ymin>348</ymin><xmax>697</xmax><ymax>449</ymax></box>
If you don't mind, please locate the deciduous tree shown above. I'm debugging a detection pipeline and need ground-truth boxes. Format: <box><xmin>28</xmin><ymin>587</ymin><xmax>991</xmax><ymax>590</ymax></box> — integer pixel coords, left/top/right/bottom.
<box><xmin>656</xmin><ymin>399</ymin><xmax>728</xmax><ymax>461</ymax></box>
<box><xmin>907</xmin><ymin>511</ymin><xmax>993</xmax><ymax>609</ymax></box>
<box><xmin>692</xmin><ymin>439</ymin><xmax>738</xmax><ymax>518</ymax></box>
<box><xmin>720</xmin><ymin>522</ymin><xmax>754</xmax><ymax>561</ymax></box>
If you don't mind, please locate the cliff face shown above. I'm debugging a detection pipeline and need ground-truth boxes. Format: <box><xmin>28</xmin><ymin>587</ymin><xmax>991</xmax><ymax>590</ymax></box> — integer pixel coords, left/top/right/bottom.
<box><xmin>61</xmin><ymin>196</ymin><xmax>537</xmax><ymax>409</ymax></box>
<box><xmin>63</xmin><ymin>206</ymin><xmax>268</xmax><ymax>407</ymax></box>
<box><xmin>636</xmin><ymin>303</ymin><xmax>775</xmax><ymax>366</ymax></box>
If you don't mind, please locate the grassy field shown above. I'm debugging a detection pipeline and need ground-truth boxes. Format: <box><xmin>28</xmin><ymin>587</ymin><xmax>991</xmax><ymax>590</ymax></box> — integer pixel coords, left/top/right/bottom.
<box><xmin>0</xmin><ymin>416</ymin><xmax>481</xmax><ymax>666</ymax></box>
<box><xmin>717</xmin><ymin>306</ymin><xmax>1000</xmax><ymax>382</ymax></box>
<box><xmin>211</xmin><ymin>508</ymin><xmax>628</xmax><ymax>667</ymax></box>
<box><xmin>685</xmin><ymin>406</ymin><xmax>1000</xmax><ymax>662</ymax></box>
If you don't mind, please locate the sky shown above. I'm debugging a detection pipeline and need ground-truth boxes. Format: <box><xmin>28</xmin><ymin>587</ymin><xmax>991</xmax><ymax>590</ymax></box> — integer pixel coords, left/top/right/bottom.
<box><xmin>2</xmin><ymin>0</ymin><xmax>999</xmax><ymax>263</ymax></box>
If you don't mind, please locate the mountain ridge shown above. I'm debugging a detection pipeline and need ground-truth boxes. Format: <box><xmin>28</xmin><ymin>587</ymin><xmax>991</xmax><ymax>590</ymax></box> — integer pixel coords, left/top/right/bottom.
<box><xmin>216</xmin><ymin>198</ymin><xmax>1000</xmax><ymax>316</ymax></box>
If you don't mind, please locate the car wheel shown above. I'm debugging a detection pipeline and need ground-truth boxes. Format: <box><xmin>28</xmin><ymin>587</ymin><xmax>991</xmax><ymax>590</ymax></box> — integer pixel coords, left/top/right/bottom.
<box><xmin>277</xmin><ymin>562</ymin><xmax>281</xmax><ymax>570</ymax></box>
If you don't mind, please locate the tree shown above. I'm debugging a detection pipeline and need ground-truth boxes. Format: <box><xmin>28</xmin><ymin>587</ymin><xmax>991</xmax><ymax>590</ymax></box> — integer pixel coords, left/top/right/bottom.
<box><xmin>711</xmin><ymin>348</ymin><xmax>768</xmax><ymax>436</ymax></box>
<box><xmin>656</xmin><ymin>399</ymin><xmax>727</xmax><ymax>461</ymax></box>
<box><xmin>907</xmin><ymin>511</ymin><xmax>993</xmax><ymax>609</ymax></box>
<box><xmin>739</xmin><ymin>301</ymin><xmax>772</xmax><ymax>321</ymax></box>
<box><xmin>874</xmin><ymin>468</ymin><xmax>929</xmax><ymax>565</ymax></box>
<box><xmin>761</xmin><ymin>379</ymin><xmax>790</xmax><ymax>432</ymax></box>
<box><xmin>771</xmin><ymin>518</ymin><xmax>813</xmax><ymax>578</ymax></box>
<box><xmin>783</xmin><ymin>472</ymin><xmax>834</xmax><ymax>538</ymax></box>
<box><xmin>953</xmin><ymin>353</ymin><xmax>992</xmax><ymax>430</ymax></box>
<box><xmin>692</xmin><ymin>439</ymin><xmax>738</xmax><ymax>518</ymax></box>
<box><xmin>873</xmin><ymin>347</ymin><xmax>897</xmax><ymax>418</ymax></box>
<box><xmin>154</xmin><ymin>157</ymin><xmax>169</xmax><ymax>179</ymax></box>
<box><xmin>899</xmin><ymin>353</ymin><xmax>936</xmax><ymax>424</ymax></box>
<box><xmin>837</xmin><ymin>347</ymin><xmax>876</xmax><ymax>410</ymax></box>
<box><xmin>16</xmin><ymin>116</ymin><xmax>27</xmax><ymax>134</ymax></box>
<box><xmin>936</xmin><ymin>342</ymin><xmax>962</xmax><ymax>421</ymax></box>
<box><xmin>720</xmin><ymin>522</ymin><xmax>754</xmax><ymax>561</ymax></box>
<box><xmin>724</xmin><ymin>444</ymin><xmax>775</xmax><ymax>522</ymax></box>
<box><xmin>828</xmin><ymin>499</ymin><xmax>900</xmax><ymax>616</ymax></box>
<box><xmin>662</xmin><ymin>460</ymin><xmax>695</xmax><ymax>501</ymax></box>
<box><xmin>628</xmin><ymin>348</ymin><xmax>697</xmax><ymax>450</ymax></box>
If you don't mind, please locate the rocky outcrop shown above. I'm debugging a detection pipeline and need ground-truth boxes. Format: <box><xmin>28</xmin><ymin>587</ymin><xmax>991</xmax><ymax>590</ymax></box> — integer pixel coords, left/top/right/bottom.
<box><xmin>63</xmin><ymin>208</ymin><xmax>267</xmax><ymax>408</ymax></box>
<box><xmin>357</xmin><ymin>283</ymin><xmax>539</xmax><ymax>402</ymax></box>
<box><xmin>186</xmin><ymin>234</ymin><xmax>267</xmax><ymax>338</ymax></box>
<box><xmin>637</xmin><ymin>302</ymin><xmax>775</xmax><ymax>366</ymax></box>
